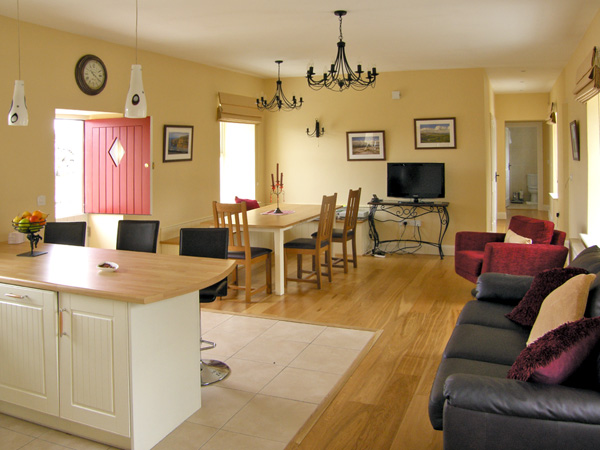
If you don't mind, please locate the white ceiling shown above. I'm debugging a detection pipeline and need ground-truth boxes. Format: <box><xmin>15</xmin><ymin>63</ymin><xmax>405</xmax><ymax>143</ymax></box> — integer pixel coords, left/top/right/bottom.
<box><xmin>2</xmin><ymin>0</ymin><xmax>600</xmax><ymax>93</ymax></box>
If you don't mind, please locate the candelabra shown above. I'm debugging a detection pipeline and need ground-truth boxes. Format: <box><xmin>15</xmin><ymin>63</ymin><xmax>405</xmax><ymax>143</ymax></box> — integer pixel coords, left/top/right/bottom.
<box><xmin>270</xmin><ymin>164</ymin><xmax>284</xmax><ymax>214</ymax></box>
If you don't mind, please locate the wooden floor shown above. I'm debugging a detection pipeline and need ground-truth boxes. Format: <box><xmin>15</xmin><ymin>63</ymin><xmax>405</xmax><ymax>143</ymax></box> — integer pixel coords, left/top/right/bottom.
<box><xmin>204</xmin><ymin>252</ymin><xmax>475</xmax><ymax>450</ymax></box>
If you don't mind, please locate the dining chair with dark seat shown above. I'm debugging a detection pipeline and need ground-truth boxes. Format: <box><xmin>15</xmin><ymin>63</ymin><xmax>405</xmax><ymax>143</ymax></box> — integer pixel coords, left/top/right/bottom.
<box><xmin>213</xmin><ymin>201</ymin><xmax>272</xmax><ymax>301</ymax></box>
<box><xmin>44</xmin><ymin>221</ymin><xmax>87</xmax><ymax>246</ymax></box>
<box><xmin>179</xmin><ymin>227</ymin><xmax>230</xmax><ymax>385</ymax></box>
<box><xmin>285</xmin><ymin>193</ymin><xmax>337</xmax><ymax>289</ymax></box>
<box><xmin>116</xmin><ymin>220</ymin><xmax>160</xmax><ymax>253</ymax></box>
<box><xmin>313</xmin><ymin>188</ymin><xmax>361</xmax><ymax>273</ymax></box>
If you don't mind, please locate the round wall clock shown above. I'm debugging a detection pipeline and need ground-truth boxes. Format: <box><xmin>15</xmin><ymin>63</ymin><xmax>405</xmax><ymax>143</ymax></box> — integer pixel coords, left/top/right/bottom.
<box><xmin>75</xmin><ymin>54</ymin><xmax>107</xmax><ymax>95</ymax></box>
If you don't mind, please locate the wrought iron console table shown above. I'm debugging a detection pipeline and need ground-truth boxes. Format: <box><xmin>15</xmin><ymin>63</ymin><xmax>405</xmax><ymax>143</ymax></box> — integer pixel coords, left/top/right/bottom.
<box><xmin>368</xmin><ymin>201</ymin><xmax>450</xmax><ymax>259</ymax></box>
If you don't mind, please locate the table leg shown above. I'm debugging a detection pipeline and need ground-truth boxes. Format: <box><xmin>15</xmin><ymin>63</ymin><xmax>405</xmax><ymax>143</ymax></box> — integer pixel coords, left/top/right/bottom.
<box><xmin>273</xmin><ymin>229</ymin><xmax>285</xmax><ymax>295</ymax></box>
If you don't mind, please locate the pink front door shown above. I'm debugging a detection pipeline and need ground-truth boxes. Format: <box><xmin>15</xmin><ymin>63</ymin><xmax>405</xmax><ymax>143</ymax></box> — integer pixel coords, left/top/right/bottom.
<box><xmin>84</xmin><ymin>117</ymin><xmax>151</xmax><ymax>215</ymax></box>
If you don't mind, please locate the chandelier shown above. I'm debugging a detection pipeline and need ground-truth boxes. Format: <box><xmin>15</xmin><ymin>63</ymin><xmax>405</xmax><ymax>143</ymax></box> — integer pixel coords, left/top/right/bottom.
<box><xmin>307</xmin><ymin>10</ymin><xmax>378</xmax><ymax>92</ymax></box>
<box><xmin>257</xmin><ymin>61</ymin><xmax>302</xmax><ymax>111</ymax></box>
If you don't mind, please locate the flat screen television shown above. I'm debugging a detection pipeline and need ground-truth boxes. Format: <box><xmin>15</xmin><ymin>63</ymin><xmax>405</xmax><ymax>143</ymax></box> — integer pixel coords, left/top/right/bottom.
<box><xmin>387</xmin><ymin>162</ymin><xmax>445</xmax><ymax>202</ymax></box>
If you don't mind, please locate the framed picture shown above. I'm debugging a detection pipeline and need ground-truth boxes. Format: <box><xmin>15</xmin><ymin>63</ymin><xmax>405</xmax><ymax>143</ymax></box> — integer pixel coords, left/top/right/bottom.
<box><xmin>414</xmin><ymin>118</ymin><xmax>456</xmax><ymax>149</ymax></box>
<box><xmin>570</xmin><ymin>120</ymin><xmax>580</xmax><ymax>161</ymax></box>
<box><xmin>163</xmin><ymin>125</ymin><xmax>193</xmax><ymax>162</ymax></box>
<box><xmin>346</xmin><ymin>131</ymin><xmax>386</xmax><ymax>161</ymax></box>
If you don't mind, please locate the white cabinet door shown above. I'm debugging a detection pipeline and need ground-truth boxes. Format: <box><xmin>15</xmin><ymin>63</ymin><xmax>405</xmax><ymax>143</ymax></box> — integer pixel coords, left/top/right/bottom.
<box><xmin>59</xmin><ymin>293</ymin><xmax>130</xmax><ymax>437</ymax></box>
<box><xmin>0</xmin><ymin>284</ymin><xmax>59</xmax><ymax>415</ymax></box>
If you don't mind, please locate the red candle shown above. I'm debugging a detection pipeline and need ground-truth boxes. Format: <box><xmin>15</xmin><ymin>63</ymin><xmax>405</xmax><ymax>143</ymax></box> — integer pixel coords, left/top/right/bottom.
<box><xmin>280</xmin><ymin>173</ymin><xmax>283</xmax><ymax>187</ymax></box>
<box><xmin>271</xmin><ymin>173</ymin><xmax>275</xmax><ymax>189</ymax></box>
<box><xmin>276</xmin><ymin>163</ymin><xmax>279</xmax><ymax>183</ymax></box>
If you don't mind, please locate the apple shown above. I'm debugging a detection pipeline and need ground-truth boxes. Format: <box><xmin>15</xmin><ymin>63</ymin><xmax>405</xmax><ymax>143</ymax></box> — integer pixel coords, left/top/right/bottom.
<box><xmin>18</xmin><ymin>217</ymin><xmax>30</xmax><ymax>232</ymax></box>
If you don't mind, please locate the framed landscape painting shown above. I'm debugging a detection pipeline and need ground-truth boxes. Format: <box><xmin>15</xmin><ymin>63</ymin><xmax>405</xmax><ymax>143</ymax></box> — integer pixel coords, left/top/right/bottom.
<box><xmin>346</xmin><ymin>131</ymin><xmax>386</xmax><ymax>161</ymax></box>
<box><xmin>414</xmin><ymin>118</ymin><xmax>456</xmax><ymax>149</ymax></box>
<box><xmin>163</xmin><ymin>125</ymin><xmax>193</xmax><ymax>162</ymax></box>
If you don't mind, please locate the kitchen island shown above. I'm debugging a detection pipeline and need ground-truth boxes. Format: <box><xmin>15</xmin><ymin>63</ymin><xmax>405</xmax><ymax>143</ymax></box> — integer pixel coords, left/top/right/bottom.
<box><xmin>0</xmin><ymin>241</ymin><xmax>236</xmax><ymax>450</ymax></box>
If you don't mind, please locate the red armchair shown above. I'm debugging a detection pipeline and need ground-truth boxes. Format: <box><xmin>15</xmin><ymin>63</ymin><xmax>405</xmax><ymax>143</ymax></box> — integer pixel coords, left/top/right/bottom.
<box><xmin>455</xmin><ymin>215</ymin><xmax>568</xmax><ymax>283</ymax></box>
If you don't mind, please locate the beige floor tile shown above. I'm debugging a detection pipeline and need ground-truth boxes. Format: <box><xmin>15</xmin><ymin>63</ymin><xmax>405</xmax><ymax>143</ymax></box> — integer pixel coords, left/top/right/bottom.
<box><xmin>38</xmin><ymin>429</ymin><xmax>110</xmax><ymax>450</ymax></box>
<box><xmin>289</xmin><ymin>343</ymin><xmax>361</xmax><ymax>374</ymax></box>
<box><xmin>313</xmin><ymin>327</ymin><xmax>375</xmax><ymax>350</ymax></box>
<box><xmin>233</xmin><ymin>337</ymin><xmax>308</xmax><ymax>366</ymax></box>
<box><xmin>187</xmin><ymin>386</ymin><xmax>254</xmax><ymax>429</ymax></box>
<box><xmin>201</xmin><ymin>430</ymin><xmax>286</xmax><ymax>450</ymax></box>
<box><xmin>20</xmin><ymin>439</ymin><xmax>73</xmax><ymax>450</ymax></box>
<box><xmin>0</xmin><ymin>413</ymin><xmax>50</xmax><ymax>437</ymax></box>
<box><xmin>261</xmin><ymin>320</ymin><xmax>326</xmax><ymax>343</ymax></box>
<box><xmin>223</xmin><ymin>394</ymin><xmax>316</xmax><ymax>443</ymax></box>
<box><xmin>215</xmin><ymin>315</ymin><xmax>276</xmax><ymax>335</ymax></box>
<box><xmin>217</xmin><ymin>358</ymin><xmax>285</xmax><ymax>393</ymax></box>
<box><xmin>150</xmin><ymin>421</ymin><xmax>216</xmax><ymax>450</ymax></box>
<box><xmin>260</xmin><ymin>367</ymin><xmax>340</xmax><ymax>404</ymax></box>
<box><xmin>201</xmin><ymin>311</ymin><xmax>233</xmax><ymax>333</ymax></box>
<box><xmin>0</xmin><ymin>426</ymin><xmax>35</xmax><ymax>450</ymax></box>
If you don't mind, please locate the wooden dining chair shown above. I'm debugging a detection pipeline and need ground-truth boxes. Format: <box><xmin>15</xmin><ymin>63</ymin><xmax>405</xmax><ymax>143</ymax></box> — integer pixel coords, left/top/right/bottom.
<box><xmin>212</xmin><ymin>201</ymin><xmax>272</xmax><ymax>301</ymax></box>
<box><xmin>284</xmin><ymin>193</ymin><xmax>337</xmax><ymax>289</ymax></box>
<box><xmin>332</xmin><ymin>188</ymin><xmax>361</xmax><ymax>272</ymax></box>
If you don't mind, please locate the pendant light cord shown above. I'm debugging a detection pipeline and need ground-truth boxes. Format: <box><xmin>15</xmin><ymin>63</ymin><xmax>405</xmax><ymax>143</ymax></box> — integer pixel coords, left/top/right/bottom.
<box><xmin>17</xmin><ymin>0</ymin><xmax>21</xmax><ymax>79</ymax></box>
<box><xmin>135</xmin><ymin>0</ymin><xmax>139</xmax><ymax>64</ymax></box>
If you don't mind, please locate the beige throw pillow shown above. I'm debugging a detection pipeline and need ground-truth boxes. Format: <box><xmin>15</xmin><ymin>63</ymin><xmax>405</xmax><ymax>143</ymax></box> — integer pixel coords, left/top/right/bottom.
<box><xmin>527</xmin><ymin>273</ymin><xmax>596</xmax><ymax>345</ymax></box>
<box><xmin>504</xmin><ymin>229</ymin><xmax>533</xmax><ymax>244</ymax></box>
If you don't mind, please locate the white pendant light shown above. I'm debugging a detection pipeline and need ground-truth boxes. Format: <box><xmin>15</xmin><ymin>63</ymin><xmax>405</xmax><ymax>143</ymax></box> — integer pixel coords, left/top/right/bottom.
<box><xmin>8</xmin><ymin>80</ymin><xmax>28</xmax><ymax>126</ymax></box>
<box><xmin>125</xmin><ymin>64</ymin><xmax>146</xmax><ymax>118</ymax></box>
<box><xmin>8</xmin><ymin>0</ymin><xmax>28</xmax><ymax>126</ymax></box>
<box><xmin>125</xmin><ymin>0</ymin><xmax>147</xmax><ymax>118</ymax></box>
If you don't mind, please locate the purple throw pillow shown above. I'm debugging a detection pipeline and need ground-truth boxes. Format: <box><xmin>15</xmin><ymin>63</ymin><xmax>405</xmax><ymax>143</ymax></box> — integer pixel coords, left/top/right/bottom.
<box><xmin>507</xmin><ymin>316</ymin><xmax>600</xmax><ymax>384</ymax></box>
<box><xmin>506</xmin><ymin>267</ymin><xmax>589</xmax><ymax>327</ymax></box>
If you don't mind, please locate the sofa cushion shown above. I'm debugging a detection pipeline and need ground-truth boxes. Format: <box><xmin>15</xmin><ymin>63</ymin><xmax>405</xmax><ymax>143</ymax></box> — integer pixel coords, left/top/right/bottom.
<box><xmin>569</xmin><ymin>246</ymin><xmax>600</xmax><ymax>318</ymax></box>
<box><xmin>506</xmin><ymin>267</ymin><xmax>590</xmax><ymax>327</ymax></box>
<box><xmin>428</xmin><ymin>357</ymin><xmax>512</xmax><ymax>430</ymax></box>
<box><xmin>234</xmin><ymin>196</ymin><xmax>260</xmax><ymax>210</ymax></box>
<box><xmin>454</xmin><ymin>250</ymin><xmax>484</xmax><ymax>280</ymax></box>
<box><xmin>457</xmin><ymin>300</ymin><xmax>525</xmax><ymax>331</ymax></box>
<box><xmin>508</xmin><ymin>215</ymin><xmax>554</xmax><ymax>245</ymax></box>
<box><xmin>527</xmin><ymin>274</ymin><xmax>596</xmax><ymax>345</ymax></box>
<box><xmin>508</xmin><ymin>317</ymin><xmax>600</xmax><ymax>384</ymax></box>
<box><xmin>504</xmin><ymin>228</ymin><xmax>532</xmax><ymax>244</ymax></box>
<box><xmin>444</xmin><ymin>324</ymin><xmax>529</xmax><ymax>366</ymax></box>
<box><xmin>474</xmin><ymin>272</ymin><xmax>534</xmax><ymax>305</ymax></box>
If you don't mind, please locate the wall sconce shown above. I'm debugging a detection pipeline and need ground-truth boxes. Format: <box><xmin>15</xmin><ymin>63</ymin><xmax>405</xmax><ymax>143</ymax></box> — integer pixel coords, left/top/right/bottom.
<box><xmin>307</xmin><ymin>119</ymin><xmax>325</xmax><ymax>138</ymax></box>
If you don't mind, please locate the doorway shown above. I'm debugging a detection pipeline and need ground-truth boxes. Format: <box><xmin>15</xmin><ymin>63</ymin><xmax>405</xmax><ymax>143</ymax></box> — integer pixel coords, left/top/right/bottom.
<box><xmin>505</xmin><ymin>122</ymin><xmax>543</xmax><ymax>211</ymax></box>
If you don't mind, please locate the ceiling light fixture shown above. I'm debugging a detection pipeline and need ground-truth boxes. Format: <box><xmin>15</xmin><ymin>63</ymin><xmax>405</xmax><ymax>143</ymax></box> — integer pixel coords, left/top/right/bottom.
<box><xmin>257</xmin><ymin>61</ymin><xmax>302</xmax><ymax>111</ymax></box>
<box><xmin>7</xmin><ymin>0</ymin><xmax>28</xmax><ymax>126</ymax></box>
<box><xmin>307</xmin><ymin>10</ymin><xmax>378</xmax><ymax>92</ymax></box>
<box><xmin>125</xmin><ymin>0</ymin><xmax>147</xmax><ymax>118</ymax></box>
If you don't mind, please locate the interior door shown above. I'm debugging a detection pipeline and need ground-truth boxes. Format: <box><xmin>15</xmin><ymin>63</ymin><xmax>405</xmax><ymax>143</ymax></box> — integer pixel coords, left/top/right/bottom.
<box><xmin>84</xmin><ymin>117</ymin><xmax>152</xmax><ymax>215</ymax></box>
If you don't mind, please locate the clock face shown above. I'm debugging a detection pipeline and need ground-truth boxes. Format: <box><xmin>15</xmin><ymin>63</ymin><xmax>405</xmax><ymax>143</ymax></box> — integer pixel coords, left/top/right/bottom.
<box><xmin>75</xmin><ymin>55</ymin><xmax>107</xmax><ymax>95</ymax></box>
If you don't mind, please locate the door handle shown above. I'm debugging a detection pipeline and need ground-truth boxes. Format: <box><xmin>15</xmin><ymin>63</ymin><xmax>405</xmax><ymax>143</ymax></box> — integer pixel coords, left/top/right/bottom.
<box><xmin>59</xmin><ymin>308</ymin><xmax>69</xmax><ymax>337</ymax></box>
<box><xmin>4</xmin><ymin>293</ymin><xmax>28</xmax><ymax>299</ymax></box>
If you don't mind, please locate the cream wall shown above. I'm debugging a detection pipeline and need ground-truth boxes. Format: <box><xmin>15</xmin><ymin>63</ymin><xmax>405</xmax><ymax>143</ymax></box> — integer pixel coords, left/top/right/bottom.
<box><xmin>549</xmin><ymin>9</ymin><xmax>600</xmax><ymax>240</ymax></box>
<box><xmin>0</xmin><ymin>15</ymin><xmax>267</xmax><ymax>243</ymax></box>
<box><xmin>494</xmin><ymin>93</ymin><xmax>551</xmax><ymax>216</ymax></box>
<box><xmin>263</xmin><ymin>68</ymin><xmax>490</xmax><ymax>249</ymax></box>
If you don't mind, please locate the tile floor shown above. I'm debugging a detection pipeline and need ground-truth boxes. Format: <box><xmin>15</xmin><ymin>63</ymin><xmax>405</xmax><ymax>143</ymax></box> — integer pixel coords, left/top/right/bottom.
<box><xmin>0</xmin><ymin>311</ymin><xmax>376</xmax><ymax>450</ymax></box>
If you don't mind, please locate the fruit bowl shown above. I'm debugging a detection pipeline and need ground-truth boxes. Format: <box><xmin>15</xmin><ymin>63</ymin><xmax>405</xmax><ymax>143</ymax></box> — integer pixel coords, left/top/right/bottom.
<box><xmin>11</xmin><ymin>210</ymin><xmax>49</xmax><ymax>257</ymax></box>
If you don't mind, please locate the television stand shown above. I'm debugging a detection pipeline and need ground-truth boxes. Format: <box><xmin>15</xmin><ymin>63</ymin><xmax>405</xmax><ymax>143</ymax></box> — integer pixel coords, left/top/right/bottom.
<box><xmin>367</xmin><ymin>201</ymin><xmax>450</xmax><ymax>259</ymax></box>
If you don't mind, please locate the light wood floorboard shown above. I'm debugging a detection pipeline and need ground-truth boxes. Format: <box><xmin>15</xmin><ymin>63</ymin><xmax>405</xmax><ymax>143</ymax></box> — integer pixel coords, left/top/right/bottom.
<box><xmin>204</xmin><ymin>252</ymin><xmax>474</xmax><ymax>450</ymax></box>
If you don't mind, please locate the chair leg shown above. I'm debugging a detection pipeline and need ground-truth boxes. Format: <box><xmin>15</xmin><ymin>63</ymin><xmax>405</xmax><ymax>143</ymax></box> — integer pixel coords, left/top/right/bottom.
<box><xmin>326</xmin><ymin>245</ymin><xmax>333</xmax><ymax>282</ymax></box>
<box><xmin>245</xmin><ymin>261</ymin><xmax>252</xmax><ymax>302</ymax></box>
<box><xmin>315</xmin><ymin>249</ymin><xmax>322</xmax><ymax>289</ymax></box>
<box><xmin>297</xmin><ymin>254</ymin><xmax>303</xmax><ymax>279</ymax></box>
<box><xmin>351</xmin><ymin>236</ymin><xmax>358</xmax><ymax>268</ymax></box>
<box><xmin>266</xmin><ymin>253</ymin><xmax>272</xmax><ymax>294</ymax></box>
<box><xmin>342</xmin><ymin>240</ymin><xmax>349</xmax><ymax>273</ymax></box>
<box><xmin>284</xmin><ymin>249</ymin><xmax>289</xmax><ymax>288</ymax></box>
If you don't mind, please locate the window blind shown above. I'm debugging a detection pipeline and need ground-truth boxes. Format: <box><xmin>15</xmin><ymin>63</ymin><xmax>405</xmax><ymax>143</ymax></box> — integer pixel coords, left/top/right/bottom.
<box><xmin>217</xmin><ymin>92</ymin><xmax>262</xmax><ymax>124</ymax></box>
<box><xmin>574</xmin><ymin>47</ymin><xmax>600</xmax><ymax>103</ymax></box>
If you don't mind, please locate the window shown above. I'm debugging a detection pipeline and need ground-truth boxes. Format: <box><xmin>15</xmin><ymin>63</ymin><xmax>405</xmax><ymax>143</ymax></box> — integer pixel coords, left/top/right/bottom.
<box><xmin>54</xmin><ymin>119</ymin><xmax>84</xmax><ymax>219</ymax></box>
<box><xmin>219</xmin><ymin>122</ymin><xmax>255</xmax><ymax>203</ymax></box>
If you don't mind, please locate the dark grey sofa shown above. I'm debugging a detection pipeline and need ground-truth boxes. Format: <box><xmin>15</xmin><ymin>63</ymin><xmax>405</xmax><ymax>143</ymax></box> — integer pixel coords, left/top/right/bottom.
<box><xmin>429</xmin><ymin>245</ymin><xmax>600</xmax><ymax>450</ymax></box>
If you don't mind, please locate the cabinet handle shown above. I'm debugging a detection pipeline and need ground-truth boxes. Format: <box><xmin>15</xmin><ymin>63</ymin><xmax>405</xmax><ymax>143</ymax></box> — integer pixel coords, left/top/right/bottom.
<box><xmin>4</xmin><ymin>293</ymin><xmax>28</xmax><ymax>299</ymax></box>
<box><xmin>59</xmin><ymin>308</ymin><xmax>69</xmax><ymax>337</ymax></box>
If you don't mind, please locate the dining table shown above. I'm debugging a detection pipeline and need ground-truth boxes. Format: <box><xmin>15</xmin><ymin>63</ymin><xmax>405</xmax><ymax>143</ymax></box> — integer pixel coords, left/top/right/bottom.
<box><xmin>245</xmin><ymin>203</ymin><xmax>325</xmax><ymax>295</ymax></box>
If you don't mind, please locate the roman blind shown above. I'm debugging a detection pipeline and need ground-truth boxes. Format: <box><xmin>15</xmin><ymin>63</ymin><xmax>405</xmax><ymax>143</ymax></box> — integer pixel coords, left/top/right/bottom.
<box><xmin>574</xmin><ymin>47</ymin><xmax>600</xmax><ymax>103</ymax></box>
<box><xmin>217</xmin><ymin>92</ymin><xmax>262</xmax><ymax>124</ymax></box>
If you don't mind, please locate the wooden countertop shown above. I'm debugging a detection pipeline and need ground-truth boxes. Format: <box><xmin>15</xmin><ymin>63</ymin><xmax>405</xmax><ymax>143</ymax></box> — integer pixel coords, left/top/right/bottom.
<box><xmin>0</xmin><ymin>242</ymin><xmax>236</xmax><ymax>304</ymax></box>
